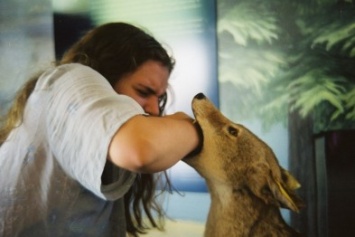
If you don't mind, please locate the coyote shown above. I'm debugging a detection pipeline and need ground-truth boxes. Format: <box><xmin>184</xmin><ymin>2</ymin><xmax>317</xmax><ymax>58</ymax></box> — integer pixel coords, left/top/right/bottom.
<box><xmin>184</xmin><ymin>93</ymin><xmax>304</xmax><ymax>237</ymax></box>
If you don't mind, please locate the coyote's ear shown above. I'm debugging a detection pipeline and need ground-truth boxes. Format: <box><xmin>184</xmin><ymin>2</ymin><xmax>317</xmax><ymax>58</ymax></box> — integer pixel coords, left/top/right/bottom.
<box><xmin>281</xmin><ymin>168</ymin><xmax>301</xmax><ymax>190</ymax></box>
<box><xmin>247</xmin><ymin>170</ymin><xmax>302</xmax><ymax>212</ymax></box>
<box><xmin>268</xmin><ymin>176</ymin><xmax>304</xmax><ymax>212</ymax></box>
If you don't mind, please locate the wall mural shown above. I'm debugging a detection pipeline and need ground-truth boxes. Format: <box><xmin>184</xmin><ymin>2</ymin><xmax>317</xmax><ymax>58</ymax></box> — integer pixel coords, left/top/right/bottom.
<box><xmin>216</xmin><ymin>1</ymin><xmax>355</xmax><ymax>236</ymax></box>
<box><xmin>217</xmin><ymin>0</ymin><xmax>355</xmax><ymax>133</ymax></box>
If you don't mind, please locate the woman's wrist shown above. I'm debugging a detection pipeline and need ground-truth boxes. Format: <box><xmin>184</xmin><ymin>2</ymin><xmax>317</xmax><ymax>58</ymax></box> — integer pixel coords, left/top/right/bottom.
<box><xmin>185</xmin><ymin>119</ymin><xmax>203</xmax><ymax>158</ymax></box>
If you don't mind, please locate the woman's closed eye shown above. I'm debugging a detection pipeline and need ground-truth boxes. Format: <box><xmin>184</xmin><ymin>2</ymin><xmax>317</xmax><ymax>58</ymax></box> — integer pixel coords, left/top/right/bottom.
<box><xmin>136</xmin><ymin>88</ymin><xmax>151</xmax><ymax>98</ymax></box>
<box><xmin>133</xmin><ymin>86</ymin><xmax>167</xmax><ymax>115</ymax></box>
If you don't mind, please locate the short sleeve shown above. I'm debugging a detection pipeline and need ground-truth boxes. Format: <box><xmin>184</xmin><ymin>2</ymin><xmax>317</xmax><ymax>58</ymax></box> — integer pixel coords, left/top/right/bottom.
<box><xmin>37</xmin><ymin>64</ymin><xmax>144</xmax><ymax>200</ymax></box>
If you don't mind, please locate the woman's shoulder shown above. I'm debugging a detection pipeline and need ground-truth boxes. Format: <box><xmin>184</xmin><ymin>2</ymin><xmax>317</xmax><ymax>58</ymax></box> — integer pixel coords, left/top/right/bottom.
<box><xmin>58</xmin><ymin>63</ymin><xmax>98</xmax><ymax>73</ymax></box>
<box><xmin>36</xmin><ymin>63</ymin><xmax>109</xmax><ymax>90</ymax></box>
<box><xmin>54</xmin><ymin>63</ymin><xmax>103</xmax><ymax>80</ymax></box>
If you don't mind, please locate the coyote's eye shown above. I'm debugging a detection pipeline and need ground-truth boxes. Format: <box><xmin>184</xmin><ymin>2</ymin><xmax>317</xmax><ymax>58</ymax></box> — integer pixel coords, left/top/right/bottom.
<box><xmin>228</xmin><ymin>126</ymin><xmax>238</xmax><ymax>136</ymax></box>
<box><xmin>261</xmin><ymin>185</ymin><xmax>272</xmax><ymax>196</ymax></box>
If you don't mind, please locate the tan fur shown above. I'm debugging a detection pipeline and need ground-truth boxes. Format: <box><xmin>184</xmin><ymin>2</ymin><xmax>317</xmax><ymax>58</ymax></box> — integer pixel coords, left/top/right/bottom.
<box><xmin>184</xmin><ymin>93</ymin><xmax>304</xmax><ymax>237</ymax></box>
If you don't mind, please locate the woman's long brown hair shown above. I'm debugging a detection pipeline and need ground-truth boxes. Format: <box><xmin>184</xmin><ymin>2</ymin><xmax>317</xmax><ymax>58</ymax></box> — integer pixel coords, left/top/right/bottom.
<box><xmin>0</xmin><ymin>22</ymin><xmax>175</xmax><ymax>237</ymax></box>
<box><xmin>0</xmin><ymin>75</ymin><xmax>39</xmax><ymax>144</ymax></box>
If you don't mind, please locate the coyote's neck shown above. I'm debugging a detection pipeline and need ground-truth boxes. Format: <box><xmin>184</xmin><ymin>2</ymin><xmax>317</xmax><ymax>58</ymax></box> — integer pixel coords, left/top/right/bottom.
<box><xmin>204</xmin><ymin>183</ymin><xmax>298</xmax><ymax>237</ymax></box>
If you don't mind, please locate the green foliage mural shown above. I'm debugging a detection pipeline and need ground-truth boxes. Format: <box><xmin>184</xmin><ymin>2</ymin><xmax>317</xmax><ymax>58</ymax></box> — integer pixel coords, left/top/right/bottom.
<box><xmin>217</xmin><ymin>0</ymin><xmax>355</xmax><ymax>133</ymax></box>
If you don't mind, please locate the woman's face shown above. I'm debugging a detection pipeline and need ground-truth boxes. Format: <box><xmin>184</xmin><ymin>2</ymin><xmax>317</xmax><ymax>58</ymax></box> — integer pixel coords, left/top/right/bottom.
<box><xmin>114</xmin><ymin>60</ymin><xmax>169</xmax><ymax>116</ymax></box>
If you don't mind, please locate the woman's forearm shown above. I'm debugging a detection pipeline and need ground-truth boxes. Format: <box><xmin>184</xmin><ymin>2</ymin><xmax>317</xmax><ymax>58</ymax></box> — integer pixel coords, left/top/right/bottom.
<box><xmin>108</xmin><ymin>112</ymin><xmax>200</xmax><ymax>173</ymax></box>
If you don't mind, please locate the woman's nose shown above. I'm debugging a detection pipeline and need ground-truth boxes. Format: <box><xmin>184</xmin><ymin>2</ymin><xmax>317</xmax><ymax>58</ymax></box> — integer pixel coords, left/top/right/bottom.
<box><xmin>144</xmin><ymin>96</ymin><xmax>160</xmax><ymax>116</ymax></box>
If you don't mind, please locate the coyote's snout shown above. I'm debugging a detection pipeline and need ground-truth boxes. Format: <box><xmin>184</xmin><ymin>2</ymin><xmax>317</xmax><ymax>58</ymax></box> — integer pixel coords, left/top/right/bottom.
<box><xmin>184</xmin><ymin>93</ymin><xmax>304</xmax><ymax>237</ymax></box>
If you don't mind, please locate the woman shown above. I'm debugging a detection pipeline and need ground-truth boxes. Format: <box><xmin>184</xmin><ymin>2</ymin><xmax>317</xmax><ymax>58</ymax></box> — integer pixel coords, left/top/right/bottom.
<box><xmin>0</xmin><ymin>22</ymin><xmax>201</xmax><ymax>236</ymax></box>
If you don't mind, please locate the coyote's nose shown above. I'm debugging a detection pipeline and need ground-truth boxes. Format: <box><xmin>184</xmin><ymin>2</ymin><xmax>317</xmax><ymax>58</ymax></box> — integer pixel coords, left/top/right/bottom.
<box><xmin>194</xmin><ymin>93</ymin><xmax>206</xmax><ymax>100</ymax></box>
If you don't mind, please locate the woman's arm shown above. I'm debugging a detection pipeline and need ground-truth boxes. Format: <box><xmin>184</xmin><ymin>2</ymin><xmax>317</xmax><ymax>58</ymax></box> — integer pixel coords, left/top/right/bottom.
<box><xmin>108</xmin><ymin>112</ymin><xmax>200</xmax><ymax>173</ymax></box>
